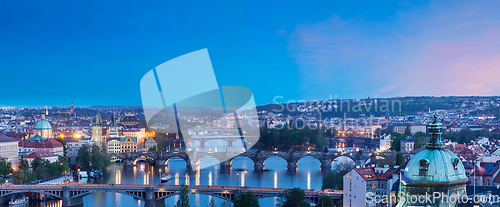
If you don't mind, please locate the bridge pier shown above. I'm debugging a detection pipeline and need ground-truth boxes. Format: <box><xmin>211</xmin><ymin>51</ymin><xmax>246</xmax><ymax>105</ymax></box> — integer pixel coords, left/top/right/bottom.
<box><xmin>220</xmin><ymin>160</ymin><xmax>231</xmax><ymax>169</ymax></box>
<box><xmin>62</xmin><ymin>187</ymin><xmax>84</xmax><ymax>207</ymax></box>
<box><xmin>320</xmin><ymin>161</ymin><xmax>332</xmax><ymax>171</ymax></box>
<box><xmin>144</xmin><ymin>187</ymin><xmax>155</xmax><ymax>207</ymax></box>
<box><xmin>156</xmin><ymin>159</ymin><xmax>166</xmax><ymax>166</ymax></box>
<box><xmin>287</xmin><ymin>162</ymin><xmax>297</xmax><ymax>171</ymax></box>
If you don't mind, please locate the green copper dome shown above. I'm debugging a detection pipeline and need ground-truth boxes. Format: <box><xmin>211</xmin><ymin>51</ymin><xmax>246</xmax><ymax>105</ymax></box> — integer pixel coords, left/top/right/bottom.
<box><xmin>403</xmin><ymin>113</ymin><xmax>467</xmax><ymax>184</ymax></box>
<box><xmin>404</xmin><ymin>149</ymin><xmax>467</xmax><ymax>183</ymax></box>
<box><xmin>35</xmin><ymin>115</ymin><xmax>52</xmax><ymax>130</ymax></box>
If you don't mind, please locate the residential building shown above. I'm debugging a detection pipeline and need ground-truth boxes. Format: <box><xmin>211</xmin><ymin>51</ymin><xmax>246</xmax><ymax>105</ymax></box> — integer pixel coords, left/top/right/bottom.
<box><xmin>120</xmin><ymin>137</ymin><xmax>137</xmax><ymax>153</ymax></box>
<box><xmin>409</xmin><ymin>124</ymin><xmax>426</xmax><ymax>134</ymax></box>
<box><xmin>400</xmin><ymin>137</ymin><xmax>415</xmax><ymax>153</ymax></box>
<box><xmin>17</xmin><ymin>136</ymin><xmax>64</xmax><ymax>157</ymax></box>
<box><xmin>64</xmin><ymin>137</ymin><xmax>90</xmax><ymax>164</ymax></box>
<box><xmin>144</xmin><ymin>137</ymin><xmax>157</xmax><ymax>150</ymax></box>
<box><xmin>107</xmin><ymin>137</ymin><xmax>121</xmax><ymax>154</ymax></box>
<box><xmin>0</xmin><ymin>135</ymin><xmax>19</xmax><ymax>166</ymax></box>
<box><xmin>343</xmin><ymin>166</ymin><xmax>397</xmax><ymax>207</ymax></box>
<box><xmin>379</xmin><ymin>134</ymin><xmax>391</xmax><ymax>151</ymax></box>
<box><xmin>23</xmin><ymin>152</ymin><xmax>59</xmax><ymax>166</ymax></box>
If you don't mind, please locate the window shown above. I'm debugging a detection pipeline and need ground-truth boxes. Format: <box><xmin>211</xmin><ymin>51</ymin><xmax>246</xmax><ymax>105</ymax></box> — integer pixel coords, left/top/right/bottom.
<box><xmin>419</xmin><ymin>159</ymin><xmax>429</xmax><ymax>176</ymax></box>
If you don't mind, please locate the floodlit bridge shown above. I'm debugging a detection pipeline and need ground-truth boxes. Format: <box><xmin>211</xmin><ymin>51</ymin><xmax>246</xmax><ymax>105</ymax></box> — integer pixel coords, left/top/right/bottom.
<box><xmin>0</xmin><ymin>184</ymin><xmax>343</xmax><ymax>207</ymax></box>
<box><xmin>115</xmin><ymin>150</ymin><xmax>375</xmax><ymax>171</ymax></box>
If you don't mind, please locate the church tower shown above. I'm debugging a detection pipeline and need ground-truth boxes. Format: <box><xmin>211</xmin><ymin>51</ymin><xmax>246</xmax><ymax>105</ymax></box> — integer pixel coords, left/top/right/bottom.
<box><xmin>92</xmin><ymin>112</ymin><xmax>105</xmax><ymax>151</ymax></box>
<box><xmin>108</xmin><ymin>110</ymin><xmax>119</xmax><ymax>138</ymax></box>
<box><xmin>397</xmin><ymin>114</ymin><xmax>467</xmax><ymax>207</ymax></box>
<box><xmin>70</xmin><ymin>102</ymin><xmax>74</xmax><ymax>114</ymax></box>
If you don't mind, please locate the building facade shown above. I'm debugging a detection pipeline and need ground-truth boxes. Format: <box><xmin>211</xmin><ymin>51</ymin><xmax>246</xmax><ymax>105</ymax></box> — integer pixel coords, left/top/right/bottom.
<box><xmin>343</xmin><ymin>166</ymin><xmax>398</xmax><ymax>207</ymax></box>
<box><xmin>64</xmin><ymin>137</ymin><xmax>90</xmax><ymax>164</ymax></box>
<box><xmin>144</xmin><ymin>137</ymin><xmax>157</xmax><ymax>150</ymax></box>
<box><xmin>0</xmin><ymin>135</ymin><xmax>19</xmax><ymax>166</ymax></box>
<box><xmin>120</xmin><ymin>137</ymin><xmax>137</xmax><ymax>153</ymax></box>
<box><xmin>107</xmin><ymin>137</ymin><xmax>121</xmax><ymax>154</ymax></box>
<box><xmin>400</xmin><ymin>137</ymin><xmax>415</xmax><ymax>153</ymax></box>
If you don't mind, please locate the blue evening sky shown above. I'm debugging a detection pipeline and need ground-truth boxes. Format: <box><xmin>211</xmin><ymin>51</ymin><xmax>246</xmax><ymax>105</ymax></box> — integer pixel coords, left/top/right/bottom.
<box><xmin>1</xmin><ymin>1</ymin><xmax>499</xmax><ymax>107</ymax></box>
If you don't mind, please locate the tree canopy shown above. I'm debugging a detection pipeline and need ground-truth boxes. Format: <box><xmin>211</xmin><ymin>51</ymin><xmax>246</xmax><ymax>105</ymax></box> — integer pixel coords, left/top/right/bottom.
<box><xmin>234</xmin><ymin>191</ymin><xmax>260</xmax><ymax>207</ymax></box>
<box><xmin>279</xmin><ymin>187</ymin><xmax>309</xmax><ymax>207</ymax></box>
<box><xmin>175</xmin><ymin>184</ymin><xmax>190</xmax><ymax>207</ymax></box>
<box><xmin>322</xmin><ymin>172</ymin><xmax>344</xmax><ymax>190</ymax></box>
<box><xmin>0</xmin><ymin>157</ymin><xmax>13</xmax><ymax>176</ymax></box>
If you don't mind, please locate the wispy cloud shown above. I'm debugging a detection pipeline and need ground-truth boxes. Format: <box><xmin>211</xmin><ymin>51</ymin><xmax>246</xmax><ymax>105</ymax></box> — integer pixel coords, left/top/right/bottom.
<box><xmin>287</xmin><ymin>1</ymin><xmax>500</xmax><ymax>99</ymax></box>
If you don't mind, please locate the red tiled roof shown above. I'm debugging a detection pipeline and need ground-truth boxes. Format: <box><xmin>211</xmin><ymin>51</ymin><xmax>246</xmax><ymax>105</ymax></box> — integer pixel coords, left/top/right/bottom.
<box><xmin>24</xmin><ymin>152</ymin><xmax>58</xmax><ymax>159</ymax></box>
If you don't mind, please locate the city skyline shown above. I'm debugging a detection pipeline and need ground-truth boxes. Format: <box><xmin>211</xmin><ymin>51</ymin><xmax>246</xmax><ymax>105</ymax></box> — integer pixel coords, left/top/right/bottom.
<box><xmin>2</xmin><ymin>1</ymin><xmax>500</xmax><ymax>107</ymax></box>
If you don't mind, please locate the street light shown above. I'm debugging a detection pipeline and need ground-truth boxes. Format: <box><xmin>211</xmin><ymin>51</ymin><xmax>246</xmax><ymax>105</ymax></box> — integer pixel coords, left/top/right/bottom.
<box><xmin>244</xmin><ymin>172</ymin><xmax>247</xmax><ymax>187</ymax></box>
<box><xmin>237</xmin><ymin>174</ymin><xmax>239</xmax><ymax>191</ymax></box>
<box><xmin>159</xmin><ymin>169</ymin><xmax>161</xmax><ymax>186</ymax></box>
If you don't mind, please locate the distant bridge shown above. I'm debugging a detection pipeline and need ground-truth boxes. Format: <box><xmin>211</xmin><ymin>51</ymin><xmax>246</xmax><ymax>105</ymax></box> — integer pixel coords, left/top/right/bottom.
<box><xmin>0</xmin><ymin>184</ymin><xmax>343</xmax><ymax>207</ymax></box>
<box><xmin>115</xmin><ymin>150</ymin><xmax>376</xmax><ymax>171</ymax></box>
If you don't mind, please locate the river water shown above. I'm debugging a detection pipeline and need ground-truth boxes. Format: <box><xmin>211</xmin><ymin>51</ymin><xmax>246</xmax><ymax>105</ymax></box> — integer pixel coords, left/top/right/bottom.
<box><xmin>21</xmin><ymin>156</ymin><xmax>351</xmax><ymax>207</ymax></box>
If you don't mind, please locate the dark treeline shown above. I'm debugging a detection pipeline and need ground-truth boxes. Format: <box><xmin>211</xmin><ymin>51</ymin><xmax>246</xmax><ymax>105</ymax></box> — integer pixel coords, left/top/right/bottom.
<box><xmin>257</xmin><ymin>120</ymin><xmax>336</xmax><ymax>151</ymax></box>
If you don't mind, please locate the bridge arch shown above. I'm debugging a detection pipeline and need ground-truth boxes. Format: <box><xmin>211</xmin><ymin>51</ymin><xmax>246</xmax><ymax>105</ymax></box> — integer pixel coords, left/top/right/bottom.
<box><xmin>229</xmin><ymin>154</ymin><xmax>256</xmax><ymax>166</ymax></box>
<box><xmin>231</xmin><ymin>139</ymin><xmax>246</xmax><ymax>147</ymax></box>
<box><xmin>296</xmin><ymin>155</ymin><xmax>322</xmax><ymax>168</ymax></box>
<box><xmin>133</xmin><ymin>155</ymin><xmax>154</xmax><ymax>165</ymax></box>
<box><xmin>0</xmin><ymin>190</ymin><xmax>63</xmax><ymax>199</ymax></box>
<box><xmin>164</xmin><ymin>155</ymin><xmax>189</xmax><ymax>166</ymax></box>
<box><xmin>196</xmin><ymin>155</ymin><xmax>221</xmax><ymax>166</ymax></box>
<box><xmin>204</xmin><ymin>140</ymin><xmax>228</xmax><ymax>151</ymax></box>
<box><xmin>71</xmin><ymin>190</ymin><xmax>145</xmax><ymax>200</ymax></box>
<box><xmin>262</xmin><ymin>155</ymin><xmax>289</xmax><ymax>168</ymax></box>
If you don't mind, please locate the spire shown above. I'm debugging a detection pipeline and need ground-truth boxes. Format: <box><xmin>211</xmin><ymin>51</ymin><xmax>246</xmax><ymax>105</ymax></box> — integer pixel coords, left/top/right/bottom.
<box><xmin>426</xmin><ymin>113</ymin><xmax>444</xmax><ymax>149</ymax></box>
<box><xmin>110</xmin><ymin>108</ymin><xmax>118</xmax><ymax>126</ymax></box>
<box><xmin>94</xmin><ymin>112</ymin><xmax>102</xmax><ymax>126</ymax></box>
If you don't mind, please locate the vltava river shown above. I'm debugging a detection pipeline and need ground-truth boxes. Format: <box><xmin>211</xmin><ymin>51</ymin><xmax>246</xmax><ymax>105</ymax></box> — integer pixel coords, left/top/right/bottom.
<box><xmin>22</xmin><ymin>156</ymin><xmax>350</xmax><ymax>207</ymax></box>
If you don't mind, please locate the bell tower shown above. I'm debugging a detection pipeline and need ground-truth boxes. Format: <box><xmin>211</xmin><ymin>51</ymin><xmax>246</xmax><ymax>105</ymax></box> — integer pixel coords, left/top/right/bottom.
<box><xmin>92</xmin><ymin>112</ymin><xmax>105</xmax><ymax>151</ymax></box>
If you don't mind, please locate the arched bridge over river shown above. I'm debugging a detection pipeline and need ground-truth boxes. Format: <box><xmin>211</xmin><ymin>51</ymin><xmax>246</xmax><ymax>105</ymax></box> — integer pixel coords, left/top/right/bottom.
<box><xmin>0</xmin><ymin>184</ymin><xmax>343</xmax><ymax>207</ymax></box>
<box><xmin>116</xmin><ymin>150</ymin><xmax>379</xmax><ymax>171</ymax></box>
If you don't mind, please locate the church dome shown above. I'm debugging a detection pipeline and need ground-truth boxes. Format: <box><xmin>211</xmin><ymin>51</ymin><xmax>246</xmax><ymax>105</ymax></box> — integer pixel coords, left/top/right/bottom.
<box><xmin>403</xmin><ymin>113</ymin><xmax>467</xmax><ymax>184</ymax></box>
<box><xmin>35</xmin><ymin>115</ymin><xmax>52</xmax><ymax>130</ymax></box>
<box><xmin>404</xmin><ymin>148</ymin><xmax>467</xmax><ymax>183</ymax></box>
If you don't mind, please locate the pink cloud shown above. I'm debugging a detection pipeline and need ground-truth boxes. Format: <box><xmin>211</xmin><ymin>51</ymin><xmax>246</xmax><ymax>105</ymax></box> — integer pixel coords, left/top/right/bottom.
<box><xmin>287</xmin><ymin>1</ymin><xmax>500</xmax><ymax>99</ymax></box>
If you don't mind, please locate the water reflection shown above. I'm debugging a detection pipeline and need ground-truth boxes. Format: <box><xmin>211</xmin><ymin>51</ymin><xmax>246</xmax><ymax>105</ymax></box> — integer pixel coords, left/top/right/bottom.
<box><xmin>5</xmin><ymin>156</ymin><xmax>336</xmax><ymax>207</ymax></box>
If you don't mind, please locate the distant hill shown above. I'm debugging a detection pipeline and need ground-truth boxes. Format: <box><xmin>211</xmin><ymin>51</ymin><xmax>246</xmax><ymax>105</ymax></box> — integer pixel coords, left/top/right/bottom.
<box><xmin>88</xmin><ymin>105</ymin><xmax>143</xmax><ymax>110</ymax></box>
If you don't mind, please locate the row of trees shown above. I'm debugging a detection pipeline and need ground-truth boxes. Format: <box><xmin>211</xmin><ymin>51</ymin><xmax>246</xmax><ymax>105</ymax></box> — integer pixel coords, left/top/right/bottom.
<box><xmin>167</xmin><ymin>185</ymin><xmax>338</xmax><ymax>207</ymax></box>
<box><xmin>258</xmin><ymin>122</ymin><xmax>335</xmax><ymax>151</ymax></box>
<box><xmin>12</xmin><ymin>157</ymin><xmax>68</xmax><ymax>184</ymax></box>
<box><xmin>76</xmin><ymin>145</ymin><xmax>111</xmax><ymax>171</ymax></box>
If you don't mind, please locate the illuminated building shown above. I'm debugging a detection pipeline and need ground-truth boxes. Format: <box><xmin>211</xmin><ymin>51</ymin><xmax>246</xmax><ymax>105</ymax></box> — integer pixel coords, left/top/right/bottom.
<box><xmin>91</xmin><ymin>112</ymin><xmax>105</xmax><ymax>151</ymax></box>
<box><xmin>33</xmin><ymin>115</ymin><xmax>52</xmax><ymax>139</ymax></box>
<box><xmin>120</xmin><ymin>137</ymin><xmax>137</xmax><ymax>153</ymax></box>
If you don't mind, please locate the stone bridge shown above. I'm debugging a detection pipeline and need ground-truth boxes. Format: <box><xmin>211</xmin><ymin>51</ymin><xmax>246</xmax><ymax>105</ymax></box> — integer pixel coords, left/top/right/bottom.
<box><xmin>0</xmin><ymin>184</ymin><xmax>343</xmax><ymax>207</ymax></box>
<box><xmin>116</xmin><ymin>150</ymin><xmax>373</xmax><ymax>171</ymax></box>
